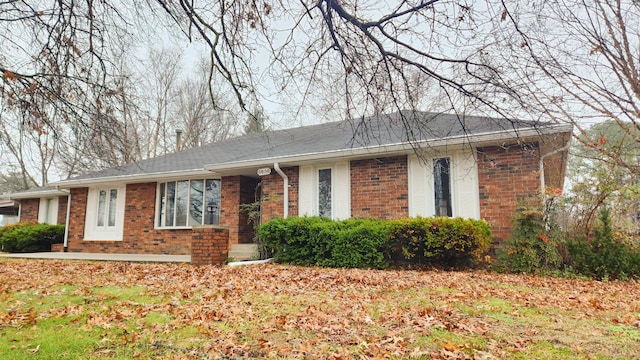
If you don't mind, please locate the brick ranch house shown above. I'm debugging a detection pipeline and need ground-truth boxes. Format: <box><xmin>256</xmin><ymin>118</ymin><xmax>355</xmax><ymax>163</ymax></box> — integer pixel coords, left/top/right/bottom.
<box><xmin>2</xmin><ymin>112</ymin><xmax>572</xmax><ymax>264</ymax></box>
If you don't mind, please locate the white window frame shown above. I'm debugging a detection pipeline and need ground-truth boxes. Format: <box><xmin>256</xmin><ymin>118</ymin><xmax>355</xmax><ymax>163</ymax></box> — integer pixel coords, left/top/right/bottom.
<box><xmin>408</xmin><ymin>150</ymin><xmax>480</xmax><ymax>219</ymax></box>
<box><xmin>155</xmin><ymin>178</ymin><xmax>221</xmax><ymax>229</ymax></box>
<box><xmin>84</xmin><ymin>185</ymin><xmax>126</xmax><ymax>241</ymax></box>
<box><xmin>299</xmin><ymin>162</ymin><xmax>350</xmax><ymax>220</ymax></box>
<box><xmin>38</xmin><ymin>197</ymin><xmax>59</xmax><ymax>224</ymax></box>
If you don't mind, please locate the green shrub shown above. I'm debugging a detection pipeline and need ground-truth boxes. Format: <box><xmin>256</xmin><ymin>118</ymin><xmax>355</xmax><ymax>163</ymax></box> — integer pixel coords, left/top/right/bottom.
<box><xmin>259</xmin><ymin>216</ymin><xmax>492</xmax><ymax>269</ymax></box>
<box><xmin>317</xmin><ymin>218</ymin><xmax>390</xmax><ymax>269</ymax></box>
<box><xmin>566</xmin><ymin>208</ymin><xmax>640</xmax><ymax>280</ymax></box>
<box><xmin>497</xmin><ymin>207</ymin><xmax>562</xmax><ymax>273</ymax></box>
<box><xmin>388</xmin><ymin>217</ymin><xmax>492</xmax><ymax>267</ymax></box>
<box><xmin>258</xmin><ymin>216</ymin><xmax>334</xmax><ymax>265</ymax></box>
<box><xmin>0</xmin><ymin>222</ymin><xmax>65</xmax><ymax>253</ymax></box>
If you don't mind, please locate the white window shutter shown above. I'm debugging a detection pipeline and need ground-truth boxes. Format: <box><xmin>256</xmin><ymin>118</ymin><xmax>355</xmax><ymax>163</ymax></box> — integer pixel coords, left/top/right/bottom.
<box><xmin>298</xmin><ymin>165</ymin><xmax>314</xmax><ymax>216</ymax></box>
<box><xmin>408</xmin><ymin>155</ymin><xmax>432</xmax><ymax>217</ymax></box>
<box><xmin>38</xmin><ymin>198</ymin><xmax>48</xmax><ymax>224</ymax></box>
<box><xmin>453</xmin><ymin>150</ymin><xmax>480</xmax><ymax>219</ymax></box>
<box><xmin>333</xmin><ymin>161</ymin><xmax>351</xmax><ymax>220</ymax></box>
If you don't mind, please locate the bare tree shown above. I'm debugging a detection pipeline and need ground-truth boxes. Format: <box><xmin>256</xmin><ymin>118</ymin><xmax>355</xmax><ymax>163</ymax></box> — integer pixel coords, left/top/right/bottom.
<box><xmin>0</xmin><ymin>103</ymin><xmax>57</xmax><ymax>187</ymax></box>
<box><xmin>0</xmin><ymin>171</ymin><xmax>37</xmax><ymax>194</ymax></box>
<box><xmin>175</xmin><ymin>76</ymin><xmax>239</xmax><ymax>150</ymax></box>
<box><xmin>495</xmin><ymin>0</ymin><xmax>640</xmax><ymax>172</ymax></box>
<box><xmin>156</xmin><ymin>1</ymin><xmax>520</xmax><ymax>127</ymax></box>
<box><xmin>1</xmin><ymin>1</ymin><xmax>529</xmax><ymax>153</ymax></box>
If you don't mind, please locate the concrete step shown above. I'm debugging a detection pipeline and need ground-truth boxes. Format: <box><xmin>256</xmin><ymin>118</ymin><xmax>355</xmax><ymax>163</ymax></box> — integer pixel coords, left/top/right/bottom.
<box><xmin>228</xmin><ymin>243</ymin><xmax>259</xmax><ymax>261</ymax></box>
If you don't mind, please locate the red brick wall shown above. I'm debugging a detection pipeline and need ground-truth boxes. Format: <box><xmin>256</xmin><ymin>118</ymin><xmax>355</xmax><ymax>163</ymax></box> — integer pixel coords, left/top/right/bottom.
<box><xmin>57</xmin><ymin>196</ymin><xmax>68</xmax><ymax>225</ymax></box>
<box><xmin>18</xmin><ymin>199</ymin><xmax>39</xmax><ymax>223</ymax></box>
<box><xmin>351</xmin><ymin>156</ymin><xmax>409</xmax><ymax>219</ymax></box>
<box><xmin>67</xmin><ymin>183</ymin><xmax>193</xmax><ymax>254</ymax></box>
<box><xmin>67</xmin><ymin>187</ymin><xmax>88</xmax><ymax>247</ymax></box>
<box><xmin>220</xmin><ymin>176</ymin><xmax>259</xmax><ymax>244</ymax></box>
<box><xmin>477</xmin><ymin>144</ymin><xmax>542</xmax><ymax>244</ymax></box>
<box><xmin>260</xmin><ymin>167</ymin><xmax>299</xmax><ymax>222</ymax></box>
<box><xmin>191</xmin><ymin>226</ymin><xmax>229</xmax><ymax>265</ymax></box>
<box><xmin>65</xmin><ymin>179</ymin><xmax>258</xmax><ymax>255</ymax></box>
<box><xmin>18</xmin><ymin>196</ymin><xmax>68</xmax><ymax>225</ymax></box>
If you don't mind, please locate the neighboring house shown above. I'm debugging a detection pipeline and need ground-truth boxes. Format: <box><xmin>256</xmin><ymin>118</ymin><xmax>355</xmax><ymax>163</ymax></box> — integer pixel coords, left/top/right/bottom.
<box><xmin>1</xmin><ymin>111</ymin><xmax>572</xmax><ymax>263</ymax></box>
<box><xmin>0</xmin><ymin>186</ymin><xmax>69</xmax><ymax>226</ymax></box>
<box><xmin>0</xmin><ymin>200</ymin><xmax>19</xmax><ymax>225</ymax></box>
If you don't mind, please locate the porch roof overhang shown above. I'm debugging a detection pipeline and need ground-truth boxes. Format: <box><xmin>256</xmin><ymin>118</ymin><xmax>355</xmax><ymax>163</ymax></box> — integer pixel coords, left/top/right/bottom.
<box><xmin>0</xmin><ymin>188</ymin><xmax>68</xmax><ymax>200</ymax></box>
<box><xmin>0</xmin><ymin>200</ymin><xmax>19</xmax><ymax>216</ymax></box>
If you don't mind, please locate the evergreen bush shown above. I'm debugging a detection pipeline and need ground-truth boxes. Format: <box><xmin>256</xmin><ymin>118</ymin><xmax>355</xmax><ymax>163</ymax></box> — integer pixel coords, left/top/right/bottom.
<box><xmin>259</xmin><ymin>216</ymin><xmax>492</xmax><ymax>269</ymax></box>
<box><xmin>0</xmin><ymin>222</ymin><xmax>65</xmax><ymax>253</ymax></box>
<box><xmin>388</xmin><ymin>216</ymin><xmax>492</xmax><ymax>267</ymax></box>
<box><xmin>566</xmin><ymin>208</ymin><xmax>640</xmax><ymax>280</ymax></box>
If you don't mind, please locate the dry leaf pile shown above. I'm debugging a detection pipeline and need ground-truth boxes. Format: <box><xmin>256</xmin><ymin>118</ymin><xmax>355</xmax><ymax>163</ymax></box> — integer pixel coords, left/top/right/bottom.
<box><xmin>1</xmin><ymin>259</ymin><xmax>639</xmax><ymax>359</ymax></box>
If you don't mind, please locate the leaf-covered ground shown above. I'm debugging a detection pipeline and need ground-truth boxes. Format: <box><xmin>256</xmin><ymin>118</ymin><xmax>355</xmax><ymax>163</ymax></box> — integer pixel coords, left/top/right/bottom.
<box><xmin>0</xmin><ymin>259</ymin><xmax>639</xmax><ymax>359</ymax></box>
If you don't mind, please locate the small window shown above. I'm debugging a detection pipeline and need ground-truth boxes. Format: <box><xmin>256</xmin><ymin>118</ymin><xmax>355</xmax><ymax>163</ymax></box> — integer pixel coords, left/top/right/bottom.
<box><xmin>204</xmin><ymin>179</ymin><xmax>221</xmax><ymax>225</ymax></box>
<box><xmin>318</xmin><ymin>168</ymin><xmax>332</xmax><ymax>218</ymax></box>
<box><xmin>96</xmin><ymin>188</ymin><xmax>118</xmax><ymax>228</ymax></box>
<box><xmin>434</xmin><ymin>158</ymin><xmax>452</xmax><ymax>217</ymax></box>
<box><xmin>158</xmin><ymin>179</ymin><xmax>220</xmax><ymax>228</ymax></box>
<box><xmin>189</xmin><ymin>180</ymin><xmax>204</xmax><ymax>226</ymax></box>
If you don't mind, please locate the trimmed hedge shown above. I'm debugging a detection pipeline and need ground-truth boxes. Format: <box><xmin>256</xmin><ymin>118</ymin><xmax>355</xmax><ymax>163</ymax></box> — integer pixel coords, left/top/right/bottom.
<box><xmin>389</xmin><ymin>216</ymin><xmax>492</xmax><ymax>267</ymax></box>
<box><xmin>0</xmin><ymin>222</ymin><xmax>65</xmax><ymax>253</ymax></box>
<box><xmin>258</xmin><ymin>216</ymin><xmax>492</xmax><ymax>269</ymax></box>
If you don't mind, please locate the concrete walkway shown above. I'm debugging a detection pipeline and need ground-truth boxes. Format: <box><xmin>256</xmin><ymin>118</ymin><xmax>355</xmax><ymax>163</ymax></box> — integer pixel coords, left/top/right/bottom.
<box><xmin>0</xmin><ymin>252</ymin><xmax>190</xmax><ymax>263</ymax></box>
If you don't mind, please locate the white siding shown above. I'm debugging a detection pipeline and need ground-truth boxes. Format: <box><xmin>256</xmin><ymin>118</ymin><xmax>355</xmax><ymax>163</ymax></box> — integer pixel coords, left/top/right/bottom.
<box><xmin>333</xmin><ymin>161</ymin><xmax>351</xmax><ymax>220</ymax></box>
<box><xmin>408</xmin><ymin>149</ymin><xmax>480</xmax><ymax>219</ymax></box>
<box><xmin>84</xmin><ymin>186</ymin><xmax>126</xmax><ymax>240</ymax></box>
<box><xmin>38</xmin><ymin>197</ymin><xmax>59</xmax><ymax>224</ymax></box>
<box><xmin>297</xmin><ymin>161</ymin><xmax>351</xmax><ymax>220</ymax></box>
<box><xmin>452</xmin><ymin>151</ymin><xmax>480</xmax><ymax>219</ymax></box>
<box><xmin>298</xmin><ymin>165</ymin><xmax>314</xmax><ymax>216</ymax></box>
<box><xmin>408</xmin><ymin>154</ymin><xmax>429</xmax><ymax>217</ymax></box>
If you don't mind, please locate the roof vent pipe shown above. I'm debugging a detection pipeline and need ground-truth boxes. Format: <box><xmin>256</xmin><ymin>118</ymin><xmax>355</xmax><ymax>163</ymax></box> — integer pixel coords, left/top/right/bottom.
<box><xmin>273</xmin><ymin>162</ymin><xmax>288</xmax><ymax>219</ymax></box>
<box><xmin>175</xmin><ymin>129</ymin><xmax>183</xmax><ymax>151</ymax></box>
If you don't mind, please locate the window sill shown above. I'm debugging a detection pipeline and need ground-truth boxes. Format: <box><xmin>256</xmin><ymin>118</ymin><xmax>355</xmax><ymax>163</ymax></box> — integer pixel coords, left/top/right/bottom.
<box><xmin>83</xmin><ymin>237</ymin><xmax>123</xmax><ymax>241</ymax></box>
<box><xmin>154</xmin><ymin>226</ymin><xmax>197</xmax><ymax>230</ymax></box>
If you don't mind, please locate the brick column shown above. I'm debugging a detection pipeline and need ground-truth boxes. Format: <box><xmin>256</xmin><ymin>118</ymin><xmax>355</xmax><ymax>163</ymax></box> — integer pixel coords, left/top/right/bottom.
<box><xmin>191</xmin><ymin>225</ymin><xmax>230</xmax><ymax>265</ymax></box>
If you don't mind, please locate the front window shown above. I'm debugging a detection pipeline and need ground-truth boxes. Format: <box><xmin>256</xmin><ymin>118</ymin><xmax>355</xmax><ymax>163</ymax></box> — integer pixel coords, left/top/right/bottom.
<box><xmin>158</xmin><ymin>179</ymin><xmax>220</xmax><ymax>227</ymax></box>
<box><xmin>84</xmin><ymin>186</ymin><xmax>125</xmax><ymax>241</ymax></box>
<box><xmin>96</xmin><ymin>189</ymin><xmax>118</xmax><ymax>228</ymax></box>
<box><xmin>434</xmin><ymin>158</ymin><xmax>452</xmax><ymax>217</ymax></box>
<box><xmin>318</xmin><ymin>168</ymin><xmax>332</xmax><ymax>218</ymax></box>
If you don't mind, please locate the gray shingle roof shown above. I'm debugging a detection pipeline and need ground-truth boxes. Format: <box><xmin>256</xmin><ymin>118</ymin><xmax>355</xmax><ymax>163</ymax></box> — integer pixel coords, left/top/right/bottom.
<box><xmin>61</xmin><ymin>111</ymin><xmax>563</xmax><ymax>182</ymax></box>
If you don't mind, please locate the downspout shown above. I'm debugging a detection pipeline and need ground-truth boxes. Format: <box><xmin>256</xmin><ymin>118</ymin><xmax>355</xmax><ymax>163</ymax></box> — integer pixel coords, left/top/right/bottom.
<box><xmin>539</xmin><ymin>144</ymin><xmax>571</xmax><ymax>202</ymax></box>
<box><xmin>273</xmin><ymin>162</ymin><xmax>288</xmax><ymax>219</ymax></box>
<box><xmin>62</xmin><ymin>190</ymin><xmax>71</xmax><ymax>252</ymax></box>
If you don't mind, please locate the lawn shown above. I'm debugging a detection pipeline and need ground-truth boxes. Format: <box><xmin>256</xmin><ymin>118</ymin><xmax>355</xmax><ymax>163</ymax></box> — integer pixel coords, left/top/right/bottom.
<box><xmin>0</xmin><ymin>259</ymin><xmax>639</xmax><ymax>359</ymax></box>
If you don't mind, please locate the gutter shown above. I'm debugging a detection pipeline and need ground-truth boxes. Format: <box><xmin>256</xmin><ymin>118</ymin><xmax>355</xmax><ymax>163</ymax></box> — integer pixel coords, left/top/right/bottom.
<box><xmin>5</xmin><ymin>189</ymin><xmax>68</xmax><ymax>200</ymax></box>
<box><xmin>51</xmin><ymin>169</ymin><xmax>212</xmax><ymax>188</ymax></box>
<box><xmin>540</xmin><ymin>143</ymin><xmax>571</xmax><ymax>201</ymax></box>
<box><xmin>63</xmin><ymin>190</ymin><xmax>71</xmax><ymax>252</ymax></box>
<box><xmin>273</xmin><ymin>162</ymin><xmax>288</xmax><ymax>218</ymax></box>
